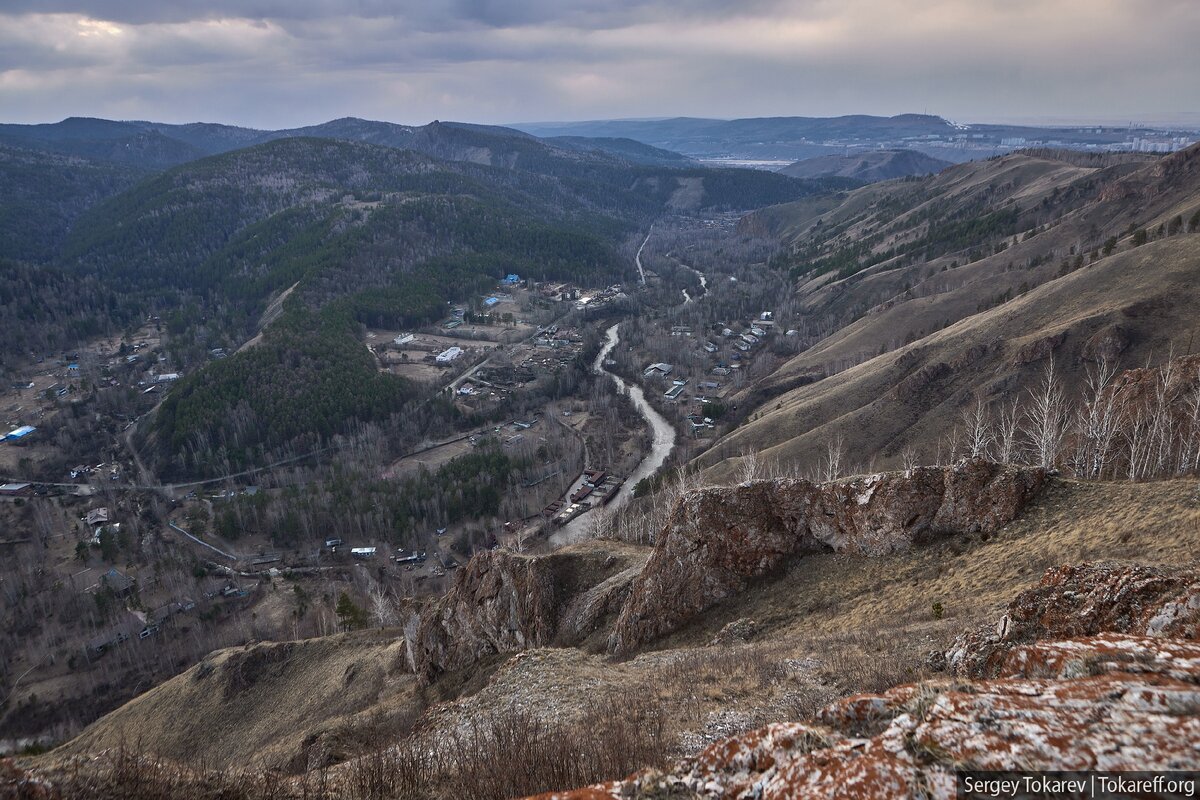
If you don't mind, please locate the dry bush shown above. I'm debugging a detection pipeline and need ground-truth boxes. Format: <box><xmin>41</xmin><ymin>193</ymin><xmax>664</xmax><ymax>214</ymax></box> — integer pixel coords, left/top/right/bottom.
<box><xmin>17</xmin><ymin>694</ymin><xmax>671</xmax><ymax>800</ymax></box>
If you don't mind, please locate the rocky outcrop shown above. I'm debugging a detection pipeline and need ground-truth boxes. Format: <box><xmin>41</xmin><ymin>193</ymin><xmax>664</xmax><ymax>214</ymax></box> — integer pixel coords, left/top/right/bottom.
<box><xmin>413</xmin><ymin>543</ymin><xmax>648</xmax><ymax>681</ymax></box>
<box><xmin>532</xmin><ymin>565</ymin><xmax>1200</xmax><ymax>800</ymax></box>
<box><xmin>945</xmin><ymin>562</ymin><xmax>1200</xmax><ymax>677</ymax></box>
<box><xmin>413</xmin><ymin>550</ymin><xmax>559</xmax><ymax>681</ymax></box>
<box><xmin>609</xmin><ymin>461</ymin><xmax>1045</xmax><ymax>654</ymax></box>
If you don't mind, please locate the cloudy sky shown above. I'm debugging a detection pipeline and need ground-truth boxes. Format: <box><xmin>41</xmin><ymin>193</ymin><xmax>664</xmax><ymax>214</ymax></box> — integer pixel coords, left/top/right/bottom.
<box><xmin>1</xmin><ymin>0</ymin><xmax>1197</xmax><ymax>128</ymax></box>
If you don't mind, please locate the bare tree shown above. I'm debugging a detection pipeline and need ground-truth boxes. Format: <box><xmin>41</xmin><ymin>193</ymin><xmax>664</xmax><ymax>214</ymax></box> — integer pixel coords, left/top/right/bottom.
<box><xmin>900</xmin><ymin>447</ymin><xmax>919</xmax><ymax>472</ymax></box>
<box><xmin>369</xmin><ymin>584</ymin><xmax>397</xmax><ymax>628</ymax></box>
<box><xmin>1023</xmin><ymin>360</ymin><xmax>1070</xmax><ymax>470</ymax></box>
<box><xmin>1148</xmin><ymin>356</ymin><xmax>1177</xmax><ymax>477</ymax></box>
<box><xmin>961</xmin><ymin>396</ymin><xmax>993</xmax><ymax>459</ymax></box>
<box><xmin>995</xmin><ymin>397</ymin><xmax>1022</xmax><ymax>464</ymax></box>
<box><xmin>1072</xmin><ymin>356</ymin><xmax>1120</xmax><ymax>479</ymax></box>
<box><xmin>821</xmin><ymin>434</ymin><xmax>845</xmax><ymax>482</ymax></box>
<box><xmin>736</xmin><ymin>449</ymin><xmax>763</xmax><ymax>484</ymax></box>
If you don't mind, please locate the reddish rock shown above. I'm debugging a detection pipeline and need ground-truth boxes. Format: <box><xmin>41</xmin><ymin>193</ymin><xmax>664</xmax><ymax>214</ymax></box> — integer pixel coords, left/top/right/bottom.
<box><xmin>609</xmin><ymin>461</ymin><xmax>1045</xmax><ymax>654</ymax></box>
<box><xmin>946</xmin><ymin>562</ymin><xmax>1200</xmax><ymax>678</ymax></box>
<box><xmin>527</xmin><ymin>635</ymin><xmax>1200</xmax><ymax>799</ymax></box>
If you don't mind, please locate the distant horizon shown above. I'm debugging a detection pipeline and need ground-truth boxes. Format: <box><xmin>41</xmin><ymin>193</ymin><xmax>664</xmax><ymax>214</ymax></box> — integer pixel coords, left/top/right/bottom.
<box><xmin>5</xmin><ymin>110</ymin><xmax>1200</xmax><ymax>134</ymax></box>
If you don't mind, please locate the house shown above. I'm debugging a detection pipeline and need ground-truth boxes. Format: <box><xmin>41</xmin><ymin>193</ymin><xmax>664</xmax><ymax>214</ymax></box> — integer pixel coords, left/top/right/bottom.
<box><xmin>712</xmin><ymin>366</ymin><xmax>731</xmax><ymax>377</ymax></box>
<box><xmin>0</xmin><ymin>483</ymin><xmax>31</xmax><ymax>496</ymax></box>
<box><xmin>393</xmin><ymin>333</ymin><xmax>415</xmax><ymax>347</ymax></box>
<box><xmin>436</xmin><ymin>346</ymin><xmax>464</xmax><ymax>363</ymax></box>
<box><xmin>643</xmin><ymin>363</ymin><xmax>673</xmax><ymax>377</ymax></box>
<box><xmin>670</xmin><ymin>325</ymin><xmax>693</xmax><ymax>336</ymax></box>
<box><xmin>155</xmin><ymin>373</ymin><xmax>181</xmax><ymax>383</ymax></box>
<box><xmin>484</xmin><ymin>296</ymin><xmax>500</xmax><ymax>307</ymax></box>
<box><xmin>702</xmin><ymin>341</ymin><xmax>718</xmax><ymax>353</ymax></box>
<box><xmin>786</xmin><ymin>329</ymin><xmax>800</xmax><ymax>337</ymax></box>
<box><xmin>750</xmin><ymin>327</ymin><xmax>767</xmax><ymax>338</ymax></box>
<box><xmin>86</xmin><ymin>508</ymin><xmax>110</xmax><ymax>527</ymax></box>
<box><xmin>2</xmin><ymin>425</ymin><xmax>36</xmax><ymax>444</ymax></box>
<box><xmin>740</xmin><ymin>334</ymin><xmax>759</xmax><ymax>345</ymax></box>
<box><xmin>700</xmin><ymin>381</ymin><xmax>721</xmax><ymax>390</ymax></box>
<box><xmin>664</xmin><ymin>384</ymin><xmax>686</xmax><ymax>401</ymax></box>
<box><xmin>735</xmin><ymin>341</ymin><xmax>751</xmax><ymax>352</ymax></box>
<box><xmin>583</xmin><ymin>469</ymin><xmax>607</xmax><ymax>487</ymax></box>
<box><xmin>721</xmin><ymin>328</ymin><xmax>734</xmax><ymax>337</ymax></box>
<box><xmin>100</xmin><ymin>568</ymin><xmax>136</xmax><ymax>597</ymax></box>
<box><xmin>759</xmin><ymin>311</ymin><xmax>775</xmax><ymax>322</ymax></box>
<box><xmin>350</xmin><ymin>546</ymin><xmax>377</xmax><ymax>559</ymax></box>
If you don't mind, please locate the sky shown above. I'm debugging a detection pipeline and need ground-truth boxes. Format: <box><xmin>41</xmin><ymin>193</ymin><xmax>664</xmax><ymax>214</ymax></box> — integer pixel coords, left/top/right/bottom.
<box><xmin>1</xmin><ymin>0</ymin><xmax>1198</xmax><ymax>129</ymax></box>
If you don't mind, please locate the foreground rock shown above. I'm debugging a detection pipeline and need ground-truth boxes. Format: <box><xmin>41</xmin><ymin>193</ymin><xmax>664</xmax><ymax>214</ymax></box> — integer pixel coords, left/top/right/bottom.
<box><xmin>609</xmin><ymin>461</ymin><xmax>1045</xmax><ymax>654</ymax></box>
<box><xmin>946</xmin><ymin>562</ymin><xmax>1200</xmax><ymax>677</ymax></box>
<box><xmin>532</xmin><ymin>564</ymin><xmax>1200</xmax><ymax>800</ymax></box>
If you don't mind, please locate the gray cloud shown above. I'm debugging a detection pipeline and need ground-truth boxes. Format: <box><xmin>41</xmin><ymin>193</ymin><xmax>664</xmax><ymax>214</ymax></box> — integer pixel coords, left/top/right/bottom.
<box><xmin>0</xmin><ymin>1</ymin><xmax>1197</xmax><ymax>128</ymax></box>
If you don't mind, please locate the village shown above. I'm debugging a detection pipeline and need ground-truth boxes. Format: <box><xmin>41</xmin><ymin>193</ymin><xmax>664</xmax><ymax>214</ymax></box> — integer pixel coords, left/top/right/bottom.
<box><xmin>0</xmin><ymin>242</ymin><xmax>798</xmax><ymax>750</ymax></box>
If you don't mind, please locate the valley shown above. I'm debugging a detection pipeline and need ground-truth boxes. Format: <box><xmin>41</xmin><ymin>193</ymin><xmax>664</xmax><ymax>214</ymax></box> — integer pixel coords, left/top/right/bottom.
<box><xmin>2</xmin><ymin>114</ymin><xmax>1200</xmax><ymax>800</ymax></box>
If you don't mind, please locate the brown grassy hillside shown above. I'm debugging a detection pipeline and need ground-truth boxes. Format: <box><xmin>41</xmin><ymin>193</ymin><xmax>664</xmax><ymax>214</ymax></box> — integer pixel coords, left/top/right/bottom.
<box><xmin>697</xmin><ymin>235</ymin><xmax>1200</xmax><ymax>480</ymax></box>
<box><xmin>701</xmin><ymin>145</ymin><xmax>1200</xmax><ymax>480</ymax></box>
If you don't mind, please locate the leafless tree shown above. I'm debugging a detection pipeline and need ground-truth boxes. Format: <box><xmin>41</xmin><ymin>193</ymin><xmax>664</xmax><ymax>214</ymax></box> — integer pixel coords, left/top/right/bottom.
<box><xmin>369</xmin><ymin>584</ymin><xmax>397</xmax><ymax>628</ymax></box>
<box><xmin>736</xmin><ymin>449</ymin><xmax>764</xmax><ymax>484</ymax></box>
<box><xmin>995</xmin><ymin>398</ymin><xmax>1022</xmax><ymax>464</ymax></box>
<box><xmin>1023</xmin><ymin>360</ymin><xmax>1070</xmax><ymax>470</ymax></box>
<box><xmin>1148</xmin><ymin>356</ymin><xmax>1177</xmax><ymax>477</ymax></box>
<box><xmin>961</xmin><ymin>396</ymin><xmax>993</xmax><ymax>459</ymax></box>
<box><xmin>900</xmin><ymin>447</ymin><xmax>919</xmax><ymax>472</ymax></box>
<box><xmin>821</xmin><ymin>434</ymin><xmax>845</xmax><ymax>482</ymax></box>
<box><xmin>1072</xmin><ymin>356</ymin><xmax>1120</xmax><ymax>479</ymax></box>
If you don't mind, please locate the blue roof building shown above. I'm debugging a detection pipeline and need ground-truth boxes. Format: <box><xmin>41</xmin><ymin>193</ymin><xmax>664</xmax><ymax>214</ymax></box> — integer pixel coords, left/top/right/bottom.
<box><xmin>3</xmin><ymin>425</ymin><xmax>36</xmax><ymax>442</ymax></box>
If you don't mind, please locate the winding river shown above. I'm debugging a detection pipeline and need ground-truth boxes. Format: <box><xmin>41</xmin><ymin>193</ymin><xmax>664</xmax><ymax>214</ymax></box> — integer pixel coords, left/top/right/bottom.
<box><xmin>551</xmin><ymin>322</ymin><xmax>676</xmax><ymax>546</ymax></box>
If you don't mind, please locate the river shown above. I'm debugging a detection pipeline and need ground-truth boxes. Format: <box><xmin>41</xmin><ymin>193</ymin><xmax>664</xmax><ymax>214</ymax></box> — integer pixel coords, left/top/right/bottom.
<box><xmin>550</xmin><ymin>322</ymin><xmax>676</xmax><ymax>546</ymax></box>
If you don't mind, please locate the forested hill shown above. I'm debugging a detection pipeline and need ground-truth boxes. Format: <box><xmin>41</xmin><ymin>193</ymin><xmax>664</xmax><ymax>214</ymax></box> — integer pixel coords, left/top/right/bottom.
<box><xmin>42</xmin><ymin>130</ymin><xmax>845</xmax><ymax>477</ymax></box>
<box><xmin>0</xmin><ymin>145</ymin><xmax>147</xmax><ymax>263</ymax></box>
<box><xmin>63</xmin><ymin>135</ymin><xmax>844</xmax><ymax>317</ymax></box>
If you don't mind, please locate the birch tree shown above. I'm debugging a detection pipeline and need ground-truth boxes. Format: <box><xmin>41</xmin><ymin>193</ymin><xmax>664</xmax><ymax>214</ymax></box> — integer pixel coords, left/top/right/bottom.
<box><xmin>961</xmin><ymin>397</ymin><xmax>993</xmax><ymax>459</ymax></box>
<box><xmin>1023</xmin><ymin>360</ymin><xmax>1070</xmax><ymax>470</ymax></box>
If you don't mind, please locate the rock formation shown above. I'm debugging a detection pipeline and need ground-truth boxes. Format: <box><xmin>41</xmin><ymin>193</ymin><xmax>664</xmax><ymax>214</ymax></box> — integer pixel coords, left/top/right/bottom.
<box><xmin>609</xmin><ymin>461</ymin><xmax>1046</xmax><ymax>654</ymax></box>
<box><xmin>413</xmin><ymin>543</ymin><xmax>647</xmax><ymax>680</ymax></box>
<box><xmin>530</xmin><ymin>564</ymin><xmax>1200</xmax><ymax>800</ymax></box>
<box><xmin>945</xmin><ymin>562</ymin><xmax>1200</xmax><ymax>677</ymax></box>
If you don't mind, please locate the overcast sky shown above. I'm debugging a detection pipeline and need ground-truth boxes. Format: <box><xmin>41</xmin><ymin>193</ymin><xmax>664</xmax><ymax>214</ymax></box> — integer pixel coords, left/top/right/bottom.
<box><xmin>2</xmin><ymin>0</ymin><xmax>1198</xmax><ymax>128</ymax></box>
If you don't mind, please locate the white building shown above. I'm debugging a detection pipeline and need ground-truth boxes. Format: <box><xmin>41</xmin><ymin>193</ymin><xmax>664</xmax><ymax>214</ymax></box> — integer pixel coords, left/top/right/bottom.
<box><xmin>436</xmin><ymin>346</ymin><xmax>464</xmax><ymax>364</ymax></box>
